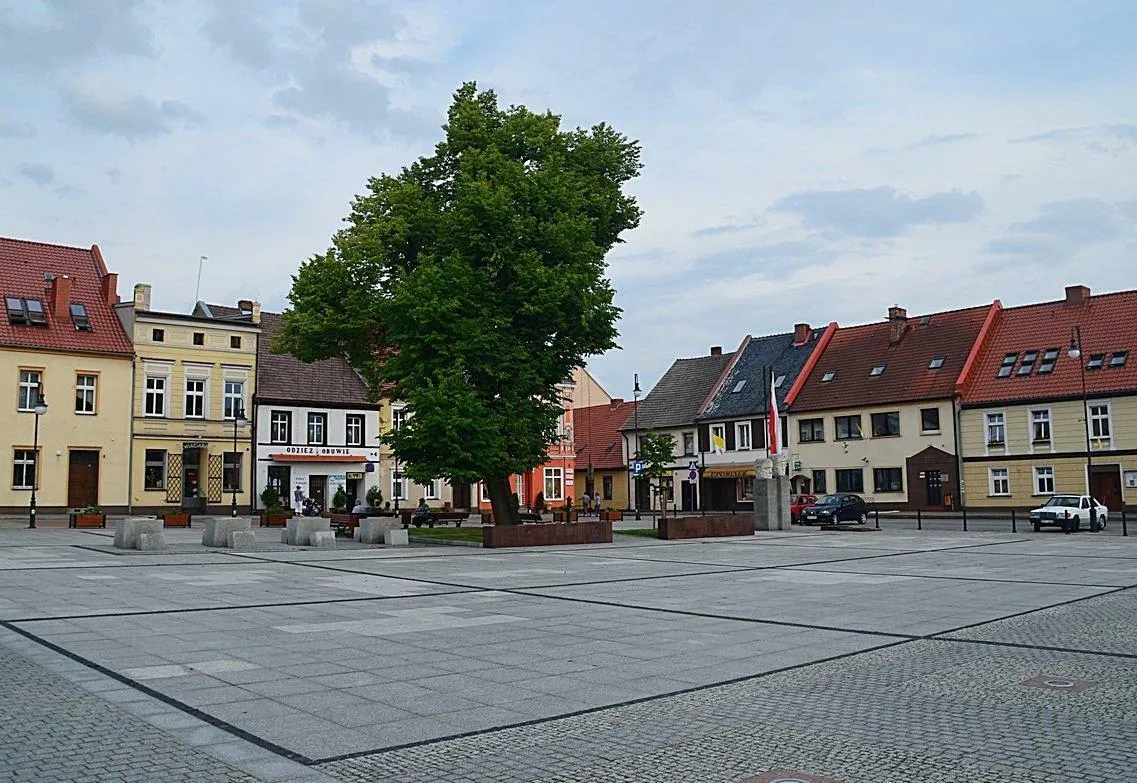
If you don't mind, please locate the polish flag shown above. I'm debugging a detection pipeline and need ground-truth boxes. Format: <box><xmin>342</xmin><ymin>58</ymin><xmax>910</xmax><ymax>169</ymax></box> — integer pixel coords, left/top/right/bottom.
<box><xmin>768</xmin><ymin>375</ymin><xmax>782</xmax><ymax>455</ymax></box>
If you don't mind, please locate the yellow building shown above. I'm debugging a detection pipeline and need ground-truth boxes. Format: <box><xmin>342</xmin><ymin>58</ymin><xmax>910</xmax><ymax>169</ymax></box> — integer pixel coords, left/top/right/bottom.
<box><xmin>0</xmin><ymin>238</ymin><xmax>134</xmax><ymax>516</ymax></box>
<box><xmin>959</xmin><ymin>286</ymin><xmax>1137</xmax><ymax>511</ymax></box>
<box><xmin>116</xmin><ymin>285</ymin><xmax>261</xmax><ymax>514</ymax></box>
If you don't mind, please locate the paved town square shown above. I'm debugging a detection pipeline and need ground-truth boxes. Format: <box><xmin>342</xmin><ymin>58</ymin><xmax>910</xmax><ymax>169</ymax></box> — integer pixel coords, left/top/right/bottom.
<box><xmin>1</xmin><ymin>526</ymin><xmax>1134</xmax><ymax>782</ymax></box>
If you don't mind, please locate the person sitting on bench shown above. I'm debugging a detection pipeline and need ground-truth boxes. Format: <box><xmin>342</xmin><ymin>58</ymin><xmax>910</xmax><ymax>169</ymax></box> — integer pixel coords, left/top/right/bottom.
<box><xmin>412</xmin><ymin>498</ymin><xmax>431</xmax><ymax>526</ymax></box>
<box><xmin>351</xmin><ymin>498</ymin><xmax>367</xmax><ymax>517</ymax></box>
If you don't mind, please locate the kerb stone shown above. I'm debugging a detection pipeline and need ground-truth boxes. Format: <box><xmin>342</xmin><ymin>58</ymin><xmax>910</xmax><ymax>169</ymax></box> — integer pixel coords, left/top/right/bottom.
<box><xmin>228</xmin><ymin>530</ymin><xmax>256</xmax><ymax>551</ymax></box>
<box><xmin>284</xmin><ymin>517</ymin><xmax>331</xmax><ymax>546</ymax></box>
<box><xmin>201</xmin><ymin>517</ymin><xmax>253</xmax><ymax>548</ymax></box>
<box><xmin>358</xmin><ymin>517</ymin><xmax>400</xmax><ymax>544</ymax></box>
<box><xmin>137</xmin><ymin>531</ymin><xmax>165</xmax><ymax>551</ymax></box>
<box><xmin>311</xmin><ymin>531</ymin><xmax>337</xmax><ymax>549</ymax></box>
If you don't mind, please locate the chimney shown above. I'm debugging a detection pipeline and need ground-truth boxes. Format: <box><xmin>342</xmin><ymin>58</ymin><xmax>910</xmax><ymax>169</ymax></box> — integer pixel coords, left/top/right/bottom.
<box><xmin>793</xmin><ymin>323</ymin><xmax>812</xmax><ymax>346</ymax></box>
<box><xmin>49</xmin><ymin>274</ymin><xmax>72</xmax><ymax>314</ymax></box>
<box><xmin>609</xmin><ymin>397</ymin><xmax>624</xmax><ymax>408</ymax></box>
<box><xmin>133</xmin><ymin>283</ymin><xmax>151</xmax><ymax>312</ymax></box>
<box><xmin>250</xmin><ymin>300</ymin><xmax>261</xmax><ymax>325</ymax></box>
<box><xmin>101</xmin><ymin>273</ymin><xmax>119</xmax><ymax>307</ymax></box>
<box><xmin>1065</xmin><ymin>285</ymin><xmax>1090</xmax><ymax>307</ymax></box>
<box><xmin>237</xmin><ymin>299</ymin><xmax>253</xmax><ymax>311</ymax></box>
<box><xmin>710</xmin><ymin>346</ymin><xmax>723</xmax><ymax>356</ymax></box>
<box><xmin>888</xmin><ymin>306</ymin><xmax>908</xmax><ymax>345</ymax></box>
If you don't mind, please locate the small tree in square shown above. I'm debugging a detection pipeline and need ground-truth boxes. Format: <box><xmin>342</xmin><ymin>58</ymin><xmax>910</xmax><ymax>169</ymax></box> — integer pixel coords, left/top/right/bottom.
<box><xmin>636</xmin><ymin>430</ymin><xmax>677</xmax><ymax>520</ymax></box>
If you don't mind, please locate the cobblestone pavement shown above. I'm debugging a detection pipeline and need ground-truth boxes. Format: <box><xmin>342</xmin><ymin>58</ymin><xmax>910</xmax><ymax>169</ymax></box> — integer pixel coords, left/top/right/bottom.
<box><xmin>0</xmin><ymin>526</ymin><xmax>1134</xmax><ymax>781</ymax></box>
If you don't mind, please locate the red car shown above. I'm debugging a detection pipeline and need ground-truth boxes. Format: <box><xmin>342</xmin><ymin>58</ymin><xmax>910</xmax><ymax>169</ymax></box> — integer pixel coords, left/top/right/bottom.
<box><xmin>790</xmin><ymin>494</ymin><xmax>818</xmax><ymax>523</ymax></box>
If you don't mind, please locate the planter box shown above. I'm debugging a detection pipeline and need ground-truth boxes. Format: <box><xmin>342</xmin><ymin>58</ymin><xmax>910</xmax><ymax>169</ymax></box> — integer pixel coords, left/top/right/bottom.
<box><xmin>552</xmin><ymin>510</ymin><xmax>579</xmax><ymax>523</ymax></box>
<box><xmin>659</xmin><ymin>514</ymin><xmax>755</xmax><ymax>540</ymax></box>
<box><xmin>69</xmin><ymin>512</ymin><xmax>106</xmax><ymax>529</ymax></box>
<box><xmin>599</xmin><ymin>510</ymin><xmax>624</xmax><ymax>522</ymax></box>
<box><xmin>259</xmin><ymin>510</ymin><xmax>293</xmax><ymax>527</ymax></box>
<box><xmin>161</xmin><ymin>513</ymin><xmax>191</xmax><ymax>528</ymax></box>
<box><xmin>483</xmin><ymin>519</ymin><xmax>612</xmax><ymax>548</ymax></box>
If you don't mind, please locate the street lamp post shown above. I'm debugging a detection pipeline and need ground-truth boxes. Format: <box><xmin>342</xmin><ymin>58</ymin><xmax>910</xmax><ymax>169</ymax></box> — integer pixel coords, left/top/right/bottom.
<box><xmin>231</xmin><ymin>404</ymin><xmax>248</xmax><ymax>517</ymax></box>
<box><xmin>393</xmin><ymin>459</ymin><xmax>402</xmax><ymax>514</ymax></box>
<box><xmin>1068</xmin><ymin>326</ymin><xmax>1100</xmax><ymax>533</ymax></box>
<box><xmin>28</xmin><ymin>392</ymin><xmax>48</xmax><ymax>529</ymax></box>
<box><xmin>633</xmin><ymin>374</ymin><xmax>641</xmax><ymax>521</ymax></box>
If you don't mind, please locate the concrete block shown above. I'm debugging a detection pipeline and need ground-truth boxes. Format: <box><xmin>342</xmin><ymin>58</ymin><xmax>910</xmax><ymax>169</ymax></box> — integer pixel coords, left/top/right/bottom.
<box><xmin>353</xmin><ymin>528</ymin><xmax>362</xmax><ymax>542</ymax></box>
<box><xmin>114</xmin><ymin>518</ymin><xmax>163</xmax><ymax>550</ymax></box>
<box><xmin>137</xmin><ymin>531</ymin><xmax>165</xmax><ymax>551</ymax></box>
<box><xmin>383</xmin><ymin>528</ymin><xmax>409</xmax><ymax>547</ymax></box>
<box><xmin>228</xmin><ymin>531</ymin><xmax>256</xmax><ymax>552</ymax></box>
<box><xmin>754</xmin><ymin>474</ymin><xmax>792</xmax><ymax>531</ymax></box>
<box><xmin>284</xmin><ymin>518</ymin><xmax>331</xmax><ymax>546</ymax></box>
<box><xmin>281</xmin><ymin>529</ymin><xmax>289</xmax><ymax>544</ymax></box>
<box><xmin>311</xmin><ymin>531</ymin><xmax>336</xmax><ymax>549</ymax></box>
<box><xmin>358</xmin><ymin>517</ymin><xmax>399</xmax><ymax>544</ymax></box>
<box><xmin>200</xmin><ymin>517</ymin><xmax>253</xmax><ymax>547</ymax></box>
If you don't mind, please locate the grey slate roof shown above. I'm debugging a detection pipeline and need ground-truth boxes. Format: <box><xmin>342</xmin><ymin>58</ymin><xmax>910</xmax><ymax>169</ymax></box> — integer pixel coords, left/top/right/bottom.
<box><xmin>618</xmin><ymin>351</ymin><xmax>734</xmax><ymax>432</ymax></box>
<box><xmin>697</xmin><ymin>330</ymin><xmax>821</xmax><ymax>422</ymax></box>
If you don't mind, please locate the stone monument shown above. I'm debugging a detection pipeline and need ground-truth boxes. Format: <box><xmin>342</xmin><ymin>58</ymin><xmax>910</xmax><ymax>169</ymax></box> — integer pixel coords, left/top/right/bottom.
<box><xmin>753</xmin><ymin>456</ymin><xmax>792</xmax><ymax>531</ymax></box>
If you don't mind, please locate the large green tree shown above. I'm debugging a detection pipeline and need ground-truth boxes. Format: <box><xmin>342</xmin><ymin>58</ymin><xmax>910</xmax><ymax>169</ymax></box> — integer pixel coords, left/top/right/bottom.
<box><xmin>275</xmin><ymin>83</ymin><xmax>642</xmax><ymax>524</ymax></box>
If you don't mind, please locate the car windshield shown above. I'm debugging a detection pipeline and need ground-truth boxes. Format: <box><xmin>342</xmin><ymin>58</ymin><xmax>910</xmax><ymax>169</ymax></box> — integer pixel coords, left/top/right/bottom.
<box><xmin>1044</xmin><ymin>496</ymin><xmax>1081</xmax><ymax>508</ymax></box>
<box><xmin>815</xmin><ymin>495</ymin><xmax>841</xmax><ymax>506</ymax></box>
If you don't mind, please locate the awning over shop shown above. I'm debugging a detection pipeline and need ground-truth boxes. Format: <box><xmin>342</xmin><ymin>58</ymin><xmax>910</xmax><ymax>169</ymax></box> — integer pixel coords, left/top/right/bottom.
<box><xmin>270</xmin><ymin>454</ymin><xmax>368</xmax><ymax>463</ymax></box>
<box><xmin>702</xmin><ymin>464</ymin><xmax>756</xmax><ymax>479</ymax></box>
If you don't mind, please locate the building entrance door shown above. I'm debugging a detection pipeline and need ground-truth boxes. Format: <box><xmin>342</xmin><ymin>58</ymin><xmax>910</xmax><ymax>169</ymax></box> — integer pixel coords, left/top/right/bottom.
<box><xmin>452</xmin><ymin>482</ymin><xmax>471</xmax><ymax>510</ymax></box>
<box><xmin>67</xmin><ymin>450</ymin><xmax>99</xmax><ymax>508</ymax></box>
<box><xmin>681</xmin><ymin>481</ymin><xmax>696</xmax><ymax>511</ymax></box>
<box><xmin>1091</xmin><ymin>465</ymin><xmax>1123</xmax><ymax>511</ymax></box>
<box><xmin>924</xmin><ymin>470</ymin><xmax>943</xmax><ymax>508</ymax></box>
<box><xmin>309</xmin><ymin>475</ymin><xmax>327</xmax><ymax>513</ymax></box>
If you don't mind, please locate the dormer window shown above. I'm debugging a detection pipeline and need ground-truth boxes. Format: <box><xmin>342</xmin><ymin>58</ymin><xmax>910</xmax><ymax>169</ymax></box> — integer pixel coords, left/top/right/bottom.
<box><xmin>869</xmin><ymin>364</ymin><xmax>886</xmax><ymax>377</ymax></box>
<box><xmin>1110</xmin><ymin>351</ymin><xmax>1128</xmax><ymax>368</ymax></box>
<box><xmin>5</xmin><ymin>297</ymin><xmax>48</xmax><ymax>326</ymax></box>
<box><xmin>69</xmin><ymin>303</ymin><xmax>91</xmax><ymax>331</ymax></box>
<box><xmin>1086</xmin><ymin>354</ymin><xmax>1105</xmax><ymax>370</ymax></box>
<box><xmin>997</xmin><ymin>353</ymin><xmax>1017</xmax><ymax>378</ymax></box>
<box><xmin>821</xmin><ymin>371</ymin><xmax>836</xmax><ymax>383</ymax></box>
<box><xmin>928</xmin><ymin>356</ymin><xmax>945</xmax><ymax>370</ymax></box>
<box><xmin>1037</xmin><ymin>348</ymin><xmax>1059</xmax><ymax>374</ymax></box>
<box><xmin>730</xmin><ymin>380</ymin><xmax>746</xmax><ymax>393</ymax></box>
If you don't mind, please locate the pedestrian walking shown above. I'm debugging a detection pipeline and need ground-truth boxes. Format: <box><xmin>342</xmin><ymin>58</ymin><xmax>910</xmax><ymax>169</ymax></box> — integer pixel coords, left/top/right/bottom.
<box><xmin>582</xmin><ymin>493</ymin><xmax>592</xmax><ymax>516</ymax></box>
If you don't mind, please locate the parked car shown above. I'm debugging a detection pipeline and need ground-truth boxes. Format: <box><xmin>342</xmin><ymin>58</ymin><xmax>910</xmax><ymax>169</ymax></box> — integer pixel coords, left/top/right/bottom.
<box><xmin>790</xmin><ymin>494</ymin><xmax>818</xmax><ymax>523</ymax></box>
<box><xmin>1028</xmin><ymin>495</ymin><xmax>1108</xmax><ymax>533</ymax></box>
<box><xmin>799</xmin><ymin>493</ymin><xmax>869</xmax><ymax>525</ymax></box>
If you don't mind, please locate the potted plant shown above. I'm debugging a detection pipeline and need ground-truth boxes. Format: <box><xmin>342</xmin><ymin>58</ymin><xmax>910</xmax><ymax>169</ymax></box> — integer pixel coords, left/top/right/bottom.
<box><xmin>69</xmin><ymin>504</ymin><xmax>106</xmax><ymax>528</ymax></box>
<box><xmin>259</xmin><ymin>485</ymin><xmax>293</xmax><ymax>526</ymax></box>
<box><xmin>331</xmin><ymin>485</ymin><xmax>349</xmax><ymax>514</ymax></box>
<box><xmin>366</xmin><ymin>484</ymin><xmax>384</xmax><ymax>512</ymax></box>
<box><xmin>160</xmin><ymin>507</ymin><xmax>191</xmax><ymax>527</ymax></box>
<box><xmin>600</xmin><ymin>506</ymin><xmax>623</xmax><ymax>522</ymax></box>
<box><xmin>553</xmin><ymin>500</ymin><xmax>577</xmax><ymax>523</ymax></box>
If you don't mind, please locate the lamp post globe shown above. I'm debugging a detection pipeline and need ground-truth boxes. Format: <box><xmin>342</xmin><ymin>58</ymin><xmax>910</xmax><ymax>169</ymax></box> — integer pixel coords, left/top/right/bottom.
<box><xmin>28</xmin><ymin>393</ymin><xmax>48</xmax><ymax>529</ymax></box>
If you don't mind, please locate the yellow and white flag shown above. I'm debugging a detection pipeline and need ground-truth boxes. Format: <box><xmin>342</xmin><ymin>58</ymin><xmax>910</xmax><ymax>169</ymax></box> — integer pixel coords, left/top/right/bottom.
<box><xmin>711</xmin><ymin>429</ymin><xmax>726</xmax><ymax>454</ymax></box>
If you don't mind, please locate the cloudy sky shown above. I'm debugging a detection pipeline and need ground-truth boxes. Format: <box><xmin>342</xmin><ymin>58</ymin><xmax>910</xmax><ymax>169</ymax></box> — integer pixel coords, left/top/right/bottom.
<box><xmin>3</xmin><ymin>1</ymin><xmax>1136</xmax><ymax>397</ymax></box>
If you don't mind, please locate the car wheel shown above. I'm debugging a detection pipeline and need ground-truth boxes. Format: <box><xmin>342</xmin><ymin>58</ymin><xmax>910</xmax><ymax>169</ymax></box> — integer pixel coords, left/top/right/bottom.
<box><xmin>858</xmin><ymin>512</ymin><xmax>868</xmax><ymax>525</ymax></box>
<box><xmin>1098</xmin><ymin>515</ymin><xmax>1108</xmax><ymax>531</ymax></box>
<box><xmin>1033</xmin><ymin>522</ymin><xmax>1041</xmax><ymax>532</ymax></box>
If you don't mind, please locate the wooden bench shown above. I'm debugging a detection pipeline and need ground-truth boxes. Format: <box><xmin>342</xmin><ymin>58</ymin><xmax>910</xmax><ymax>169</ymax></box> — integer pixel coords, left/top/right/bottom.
<box><xmin>407</xmin><ymin>510</ymin><xmax>471</xmax><ymax>528</ymax></box>
<box><xmin>327</xmin><ymin>513</ymin><xmax>360</xmax><ymax>536</ymax></box>
<box><xmin>519</xmin><ymin>512</ymin><xmax>543</xmax><ymax>524</ymax></box>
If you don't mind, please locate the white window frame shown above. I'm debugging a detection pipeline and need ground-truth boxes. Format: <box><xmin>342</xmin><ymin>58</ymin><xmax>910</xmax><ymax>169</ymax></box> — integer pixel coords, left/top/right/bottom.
<box><xmin>920</xmin><ymin>407</ymin><xmax>940</xmax><ymax>434</ymax></box>
<box><xmin>1089</xmin><ymin>401</ymin><xmax>1112</xmax><ymax>442</ymax></box>
<box><xmin>18</xmin><ymin>370</ymin><xmax>42</xmax><ymax>411</ymax></box>
<box><xmin>988</xmin><ymin>468</ymin><xmax>1010</xmax><ymax>496</ymax></box>
<box><xmin>223</xmin><ymin>380</ymin><xmax>244</xmax><ymax>420</ymax></box>
<box><xmin>391</xmin><ymin>406</ymin><xmax>408</xmax><ymax>431</ymax></box>
<box><xmin>12</xmin><ymin>448</ymin><xmax>36</xmax><ymax>489</ymax></box>
<box><xmin>184</xmin><ymin>377</ymin><xmax>206</xmax><ymax>419</ymax></box>
<box><xmin>1030</xmin><ymin>408</ymin><xmax>1052</xmax><ymax>442</ymax></box>
<box><xmin>307</xmin><ymin>412</ymin><xmax>327</xmax><ymax>445</ymax></box>
<box><xmin>144</xmin><ymin>375</ymin><xmax>167</xmax><ymax>417</ymax></box>
<box><xmin>270</xmin><ymin>411</ymin><xmax>291</xmax><ymax>444</ymax></box>
<box><xmin>75</xmin><ymin>373</ymin><xmax>97</xmax><ymax>414</ymax></box>
<box><xmin>392</xmin><ymin>471</ymin><xmax>407</xmax><ymax>501</ymax></box>
<box><xmin>711</xmin><ymin>424</ymin><xmax>726</xmax><ymax>452</ymax></box>
<box><xmin>682</xmin><ymin>432</ymin><xmax>695</xmax><ymax>456</ymax></box>
<box><xmin>735</xmin><ymin>422</ymin><xmax>752</xmax><ymax>451</ymax></box>
<box><xmin>1034</xmin><ymin>466</ymin><xmax>1055</xmax><ymax>496</ymax></box>
<box><xmin>985</xmin><ymin>411</ymin><xmax>1006</xmax><ymax>446</ymax></box>
<box><xmin>479</xmin><ymin>482</ymin><xmax>490</xmax><ymax>503</ymax></box>
<box><xmin>544</xmin><ymin>467</ymin><xmax>564</xmax><ymax>501</ymax></box>
<box><xmin>420</xmin><ymin>478</ymin><xmax>440</xmax><ymax>500</ymax></box>
<box><xmin>346</xmin><ymin>414</ymin><xmax>364</xmax><ymax>447</ymax></box>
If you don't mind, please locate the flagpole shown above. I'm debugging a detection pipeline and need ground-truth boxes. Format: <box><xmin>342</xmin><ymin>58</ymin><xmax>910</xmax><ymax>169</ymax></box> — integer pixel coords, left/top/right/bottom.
<box><xmin>764</xmin><ymin>365</ymin><xmax>770</xmax><ymax>460</ymax></box>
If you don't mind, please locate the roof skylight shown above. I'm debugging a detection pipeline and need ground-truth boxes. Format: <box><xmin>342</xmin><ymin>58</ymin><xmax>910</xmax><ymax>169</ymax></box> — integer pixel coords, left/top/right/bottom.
<box><xmin>69</xmin><ymin>303</ymin><xmax>91</xmax><ymax>331</ymax></box>
<box><xmin>919</xmin><ymin>315</ymin><xmax>931</xmax><ymax>326</ymax></box>
<box><xmin>24</xmin><ymin>298</ymin><xmax>47</xmax><ymax>325</ymax></box>
<box><xmin>1087</xmin><ymin>354</ymin><xmax>1105</xmax><ymax>370</ymax></box>
<box><xmin>1037</xmin><ymin>348</ymin><xmax>1059</xmax><ymax>374</ymax></box>
<box><xmin>773</xmin><ymin>374</ymin><xmax>786</xmax><ymax>388</ymax></box>
<box><xmin>997</xmin><ymin>353</ymin><xmax>1017</xmax><ymax>378</ymax></box>
<box><xmin>821</xmin><ymin>371</ymin><xmax>836</xmax><ymax>383</ymax></box>
<box><xmin>1017</xmin><ymin>350</ymin><xmax>1038</xmax><ymax>376</ymax></box>
<box><xmin>928</xmin><ymin>357</ymin><xmax>945</xmax><ymax>370</ymax></box>
<box><xmin>730</xmin><ymin>380</ymin><xmax>746</xmax><ymax>393</ymax></box>
<box><xmin>1110</xmin><ymin>351</ymin><xmax>1128</xmax><ymax>368</ymax></box>
<box><xmin>869</xmin><ymin>364</ymin><xmax>885</xmax><ymax>377</ymax></box>
<box><xmin>5</xmin><ymin>297</ymin><xmax>48</xmax><ymax>327</ymax></box>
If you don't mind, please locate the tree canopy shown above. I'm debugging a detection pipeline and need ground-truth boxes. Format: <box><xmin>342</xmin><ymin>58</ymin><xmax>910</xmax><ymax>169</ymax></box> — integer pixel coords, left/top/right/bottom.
<box><xmin>275</xmin><ymin>82</ymin><xmax>642</xmax><ymax>524</ymax></box>
<box><xmin>635</xmin><ymin>430</ymin><xmax>677</xmax><ymax>520</ymax></box>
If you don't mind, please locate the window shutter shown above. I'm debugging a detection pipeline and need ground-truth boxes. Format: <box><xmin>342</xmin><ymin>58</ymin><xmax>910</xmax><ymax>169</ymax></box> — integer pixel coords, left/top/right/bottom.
<box><xmin>725</xmin><ymin>423</ymin><xmax>736</xmax><ymax>451</ymax></box>
<box><xmin>207</xmin><ymin>454</ymin><xmax>224</xmax><ymax>502</ymax></box>
<box><xmin>166</xmin><ymin>453</ymin><xmax>182</xmax><ymax>503</ymax></box>
<box><xmin>753</xmin><ymin>418</ymin><xmax>766</xmax><ymax>448</ymax></box>
<box><xmin>781</xmin><ymin>416</ymin><xmax>789</xmax><ymax>446</ymax></box>
<box><xmin>698</xmin><ymin>424</ymin><xmax>709</xmax><ymax>452</ymax></box>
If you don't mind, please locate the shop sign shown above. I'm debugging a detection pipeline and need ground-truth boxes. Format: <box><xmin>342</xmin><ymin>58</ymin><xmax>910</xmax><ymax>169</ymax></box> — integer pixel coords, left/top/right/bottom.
<box><xmin>281</xmin><ymin>446</ymin><xmax>361</xmax><ymax>456</ymax></box>
<box><xmin>182</xmin><ymin>441</ymin><xmax>208</xmax><ymax>450</ymax></box>
<box><xmin>346</xmin><ymin>472</ymin><xmax>364</xmax><ymax>480</ymax></box>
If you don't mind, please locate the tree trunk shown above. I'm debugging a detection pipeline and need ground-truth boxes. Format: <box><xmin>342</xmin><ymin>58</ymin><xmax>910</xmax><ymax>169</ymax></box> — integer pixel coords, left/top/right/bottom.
<box><xmin>659</xmin><ymin>479</ymin><xmax>667</xmax><ymax>521</ymax></box>
<box><xmin>486</xmin><ymin>475</ymin><xmax>520</xmax><ymax>526</ymax></box>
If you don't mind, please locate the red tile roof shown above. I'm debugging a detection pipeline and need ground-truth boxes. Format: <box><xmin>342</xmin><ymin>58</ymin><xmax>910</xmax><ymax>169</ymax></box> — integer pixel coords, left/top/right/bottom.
<box><xmin>574</xmin><ymin>400</ymin><xmax>637</xmax><ymax>470</ymax></box>
<box><xmin>0</xmin><ymin>237</ymin><xmax>133</xmax><ymax>356</ymax></box>
<box><xmin>960</xmin><ymin>288</ymin><xmax>1137</xmax><ymax>406</ymax></box>
<box><xmin>791</xmin><ymin>304</ymin><xmax>993</xmax><ymax>412</ymax></box>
